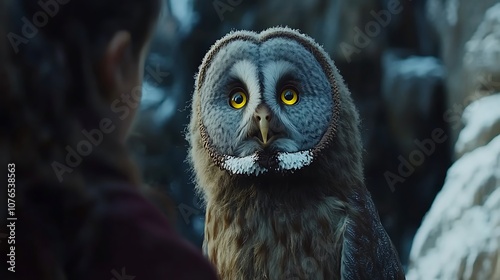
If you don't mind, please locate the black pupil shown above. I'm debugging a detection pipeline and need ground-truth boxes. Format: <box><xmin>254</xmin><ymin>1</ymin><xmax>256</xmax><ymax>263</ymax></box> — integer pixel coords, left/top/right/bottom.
<box><xmin>233</xmin><ymin>93</ymin><xmax>244</xmax><ymax>104</ymax></box>
<box><xmin>284</xmin><ymin>90</ymin><xmax>294</xmax><ymax>101</ymax></box>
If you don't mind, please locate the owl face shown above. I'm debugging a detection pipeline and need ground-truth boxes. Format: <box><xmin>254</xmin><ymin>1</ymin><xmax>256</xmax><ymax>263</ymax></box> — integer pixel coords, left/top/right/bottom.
<box><xmin>194</xmin><ymin>28</ymin><xmax>341</xmax><ymax>175</ymax></box>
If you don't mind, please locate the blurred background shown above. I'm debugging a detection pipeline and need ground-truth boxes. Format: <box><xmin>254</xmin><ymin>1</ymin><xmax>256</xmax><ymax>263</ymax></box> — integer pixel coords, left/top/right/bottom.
<box><xmin>128</xmin><ymin>0</ymin><xmax>500</xmax><ymax>278</ymax></box>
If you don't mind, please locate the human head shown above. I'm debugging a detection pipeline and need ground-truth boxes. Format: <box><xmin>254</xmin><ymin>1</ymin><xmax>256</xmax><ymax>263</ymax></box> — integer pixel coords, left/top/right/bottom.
<box><xmin>1</xmin><ymin>0</ymin><xmax>161</xmax><ymax>278</ymax></box>
<box><xmin>9</xmin><ymin>0</ymin><xmax>161</xmax><ymax>137</ymax></box>
<box><xmin>4</xmin><ymin>0</ymin><xmax>161</xmax><ymax>183</ymax></box>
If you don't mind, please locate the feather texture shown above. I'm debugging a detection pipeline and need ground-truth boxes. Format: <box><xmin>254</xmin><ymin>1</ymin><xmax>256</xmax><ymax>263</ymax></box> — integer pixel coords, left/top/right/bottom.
<box><xmin>188</xmin><ymin>27</ymin><xmax>405</xmax><ymax>279</ymax></box>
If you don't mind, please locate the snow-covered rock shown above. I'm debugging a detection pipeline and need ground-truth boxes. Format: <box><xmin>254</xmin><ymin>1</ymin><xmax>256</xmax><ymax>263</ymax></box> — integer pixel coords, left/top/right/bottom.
<box><xmin>427</xmin><ymin>0</ymin><xmax>500</xmax><ymax>145</ymax></box>
<box><xmin>464</xmin><ymin>3</ymin><xmax>500</xmax><ymax>76</ymax></box>
<box><xmin>407</xmin><ymin>94</ymin><xmax>500</xmax><ymax>279</ymax></box>
<box><xmin>455</xmin><ymin>94</ymin><xmax>500</xmax><ymax>159</ymax></box>
<box><xmin>408</xmin><ymin>3</ymin><xmax>500</xmax><ymax>277</ymax></box>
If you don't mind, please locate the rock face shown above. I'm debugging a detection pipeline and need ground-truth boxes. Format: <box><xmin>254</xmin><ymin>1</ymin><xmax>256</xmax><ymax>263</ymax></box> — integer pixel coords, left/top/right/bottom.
<box><xmin>382</xmin><ymin>52</ymin><xmax>445</xmax><ymax>154</ymax></box>
<box><xmin>252</xmin><ymin>0</ymin><xmax>380</xmax><ymax>62</ymax></box>
<box><xmin>455</xmin><ymin>94</ymin><xmax>500</xmax><ymax>158</ymax></box>
<box><xmin>427</xmin><ymin>0</ymin><xmax>500</xmax><ymax>145</ymax></box>
<box><xmin>408</xmin><ymin>3</ymin><xmax>500</xmax><ymax>279</ymax></box>
<box><xmin>463</xmin><ymin>3</ymin><xmax>500</xmax><ymax>78</ymax></box>
<box><xmin>407</xmin><ymin>94</ymin><xmax>500</xmax><ymax>279</ymax></box>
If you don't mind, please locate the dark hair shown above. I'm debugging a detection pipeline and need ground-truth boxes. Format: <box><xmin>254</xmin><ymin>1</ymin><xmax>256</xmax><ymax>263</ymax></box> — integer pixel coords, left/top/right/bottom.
<box><xmin>1</xmin><ymin>0</ymin><xmax>160</xmax><ymax>278</ymax></box>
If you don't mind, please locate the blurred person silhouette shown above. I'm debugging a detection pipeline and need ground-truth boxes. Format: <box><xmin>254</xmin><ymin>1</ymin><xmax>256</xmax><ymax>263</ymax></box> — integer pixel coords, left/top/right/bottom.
<box><xmin>0</xmin><ymin>0</ymin><xmax>217</xmax><ymax>279</ymax></box>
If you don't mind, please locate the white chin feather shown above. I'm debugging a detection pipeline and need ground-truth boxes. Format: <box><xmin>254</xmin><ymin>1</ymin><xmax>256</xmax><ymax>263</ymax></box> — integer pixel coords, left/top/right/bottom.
<box><xmin>222</xmin><ymin>154</ymin><xmax>267</xmax><ymax>176</ymax></box>
<box><xmin>221</xmin><ymin>150</ymin><xmax>313</xmax><ymax>175</ymax></box>
<box><xmin>277</xmin><ymin>150</ymin><xmax>313</xmax><ymax>170</ymax></box>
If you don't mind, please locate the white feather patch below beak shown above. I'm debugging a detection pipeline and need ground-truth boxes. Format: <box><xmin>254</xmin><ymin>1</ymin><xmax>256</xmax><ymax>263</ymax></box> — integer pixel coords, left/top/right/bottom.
<box><xmin>221</xmin><ymin>150</ymin><xmax>313</xmax><ymax>176</ymax></box>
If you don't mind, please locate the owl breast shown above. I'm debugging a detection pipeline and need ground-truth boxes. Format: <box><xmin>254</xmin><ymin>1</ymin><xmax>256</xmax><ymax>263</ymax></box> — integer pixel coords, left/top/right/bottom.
<box><xmin>204</xmin><ymin>197</ymin><xmax>348</xmax><ymax>280</ymax></box>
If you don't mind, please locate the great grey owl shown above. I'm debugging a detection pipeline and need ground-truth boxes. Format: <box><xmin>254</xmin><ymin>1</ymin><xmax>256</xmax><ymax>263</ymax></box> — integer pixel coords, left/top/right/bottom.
<box><xmin>187</xmin><ymin>27</ymin><xmax>405</xmax><ymax>280</ymax></box>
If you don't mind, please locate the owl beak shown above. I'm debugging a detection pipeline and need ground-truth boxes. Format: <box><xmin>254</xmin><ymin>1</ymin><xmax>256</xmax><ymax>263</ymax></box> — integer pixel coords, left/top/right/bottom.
<box><xmin>260</xmin><ymin>120</ymin><xmax>269</xmax><ymax>144</ymax></box>
<box><xmin>254</xmin><ymin>105</ymin><xmax>271</xmax><ymax>145</ymax></box>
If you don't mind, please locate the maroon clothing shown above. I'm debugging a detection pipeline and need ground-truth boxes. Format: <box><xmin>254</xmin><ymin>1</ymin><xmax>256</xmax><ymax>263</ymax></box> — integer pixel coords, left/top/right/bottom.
<box><xmin>14</xmin><ymin>184</ymin><xmax>218</xmax><ymax>280</ymax></box>
<box><xmin>87</xmin><ymin>185</ymin><xmax>218</xmax><ymax>280</ymax></box>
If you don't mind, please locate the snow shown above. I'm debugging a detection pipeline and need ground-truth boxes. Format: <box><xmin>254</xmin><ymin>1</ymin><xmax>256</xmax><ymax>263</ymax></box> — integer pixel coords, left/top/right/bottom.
<box><xmin>464</xmin><ymin>3</ymin><xmax>500</xmax><ymax>73</ymax></box>
<box><xmin>408</xmin><ymin>5</ymin><xmax>500</xmax><ymax>276</ymax></box>
<box><xmin>455</xmin><ymin>93</ymin><xmax>500</xmax><ymax>158</ymax></box>
<box><xmin>407</xmin><ymin>106</ymin><xmax>500</xmax><ymax>280</ymax></box>
<box><xmin>407</xmin><ymin>128</ymin><xmax>500</xmax><ymax>280</ymax></box>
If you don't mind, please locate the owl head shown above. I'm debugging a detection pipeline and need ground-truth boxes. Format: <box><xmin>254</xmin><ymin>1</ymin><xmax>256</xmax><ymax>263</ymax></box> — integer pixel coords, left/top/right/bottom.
<box><xmin>189</xmin><ymin>27</ymin><xmax>361</xmax><ymax>179</ymax></box>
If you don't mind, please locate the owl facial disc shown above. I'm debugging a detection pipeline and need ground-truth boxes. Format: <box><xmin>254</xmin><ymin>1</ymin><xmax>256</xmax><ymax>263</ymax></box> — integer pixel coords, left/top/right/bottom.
<box><xmin>196</xmin><ymin>27</ymin><xmax>341</xmax><ymax>176</ymax></box>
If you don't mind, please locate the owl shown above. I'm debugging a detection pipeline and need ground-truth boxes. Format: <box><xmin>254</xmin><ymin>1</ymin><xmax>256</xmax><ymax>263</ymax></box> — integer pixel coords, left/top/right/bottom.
<box><xmin>188</xmin><ymin>27</ymin><xmax>405</xmax><ymax>280</ymax></box>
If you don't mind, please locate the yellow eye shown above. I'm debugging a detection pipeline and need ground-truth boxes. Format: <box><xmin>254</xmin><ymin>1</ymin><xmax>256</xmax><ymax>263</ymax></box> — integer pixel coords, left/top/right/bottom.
<box><xmin>229</xmin><ymin>89</ymin><xmax>247</xmax><ymax>109</ymax></box>
<box><xmin>280</xmin><ymin>87</ymin><xmax>299</xmax><ymax>105</ymax></box>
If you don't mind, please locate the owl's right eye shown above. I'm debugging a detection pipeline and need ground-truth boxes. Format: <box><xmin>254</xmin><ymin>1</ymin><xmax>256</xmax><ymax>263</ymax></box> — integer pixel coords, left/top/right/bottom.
<box><xmin>229</xmin><ymin>88</ymin><xmax>248</xmax><ymax>109</ymax></box>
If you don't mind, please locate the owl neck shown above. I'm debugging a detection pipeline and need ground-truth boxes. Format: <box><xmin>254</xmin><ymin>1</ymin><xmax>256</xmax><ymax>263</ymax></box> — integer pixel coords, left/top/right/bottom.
<box><xmin>204</xmin><ymin>183</ymin><xmax>349</xmax><ymax>279</ymax></box>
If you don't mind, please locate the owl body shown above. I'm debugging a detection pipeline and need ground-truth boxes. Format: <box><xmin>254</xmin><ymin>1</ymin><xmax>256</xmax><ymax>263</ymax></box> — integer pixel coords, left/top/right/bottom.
<box><xmin>188</xmin><ymin>27</ymin><xmax>405</xmax><ymax>279</ymax></box>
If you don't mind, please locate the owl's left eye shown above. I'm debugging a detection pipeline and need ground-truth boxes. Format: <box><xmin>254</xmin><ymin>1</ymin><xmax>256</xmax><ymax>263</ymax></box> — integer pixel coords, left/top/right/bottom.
<box><xmin>229</xmin><ymin>88</ymin><xmax>248</xmax><ymax>109</ymax></box>
<box><xmin>280</xmin><ymin>86</ymin><xmax>299</xmax><ymax>105</ymax></box>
